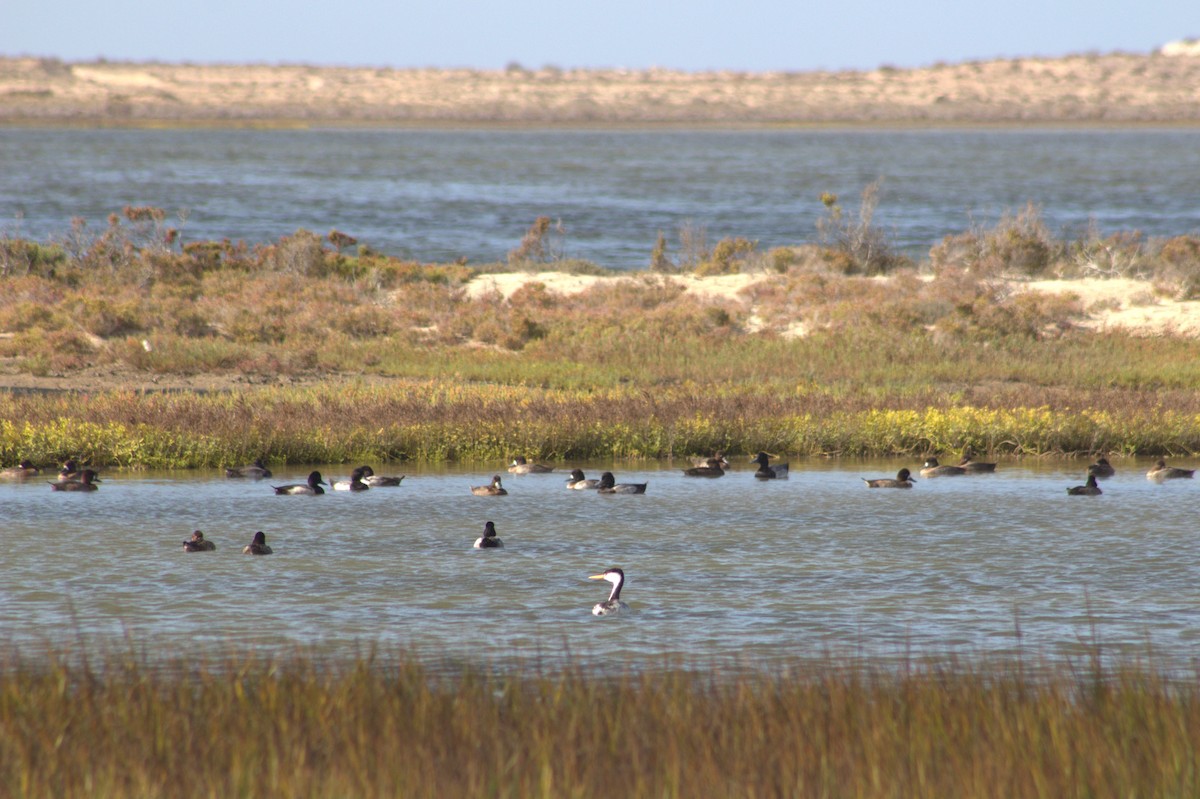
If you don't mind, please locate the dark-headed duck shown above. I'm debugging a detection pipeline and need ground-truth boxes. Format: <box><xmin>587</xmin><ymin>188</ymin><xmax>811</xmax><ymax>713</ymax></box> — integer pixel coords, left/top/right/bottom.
<box><xmin>957</xmin><ymin>448</ymin><xmax>997</xmax><ymax>474</ymax></box>
<box><xmin>565</xmin><ymin>469</ymin><xmax>600</xmax><ymax>489</ymax></box>
<box><xmin>0</xmin><ymin>460</ymin><xmax>40</xmax><ymax>480</ymax></box>
<box><xmin>1067</xmin><ymin>475</ymin><xmax>1102</xmax><ymax>496</ymax></box>
<box><xmin>474</xmin><ymin>520</ymin><xmax>504</xmax><ymax>549</ymax></box>
<box><xmin>471</xmin><ymin>475</ymin><xmax>508</xmax><ymax>496</ymax></box>
<box><xmin>596</xmin><ymin>471</ymin><xmax>647</xmax><ymax>494</ymax></box>
<box><xmin>242</xmin><ymin>531</ymin><xmax>273</xmax><ymax>555</ymax></box>
<box><xmin>50</xmin><ymin>469</ymin><xmax>101</xmax><ymax>491</ymax></box>
<box><xmin>272</xmin><ymin>471</ymin><xmax>326</xmax><ymax>495</ymax></box>
<box><xmin>183</xmin><ymin>530</ymin><xmax>216</xmax><ymax>552</ymax></box>
<box><xmin>863</xmin><ymin>468</ymin><xmax>916</xmax><ymax>489</ymax></box>
<box><xmin>1088</xmin><ymin>457</ymin><xmax>1116</xmax><ymax>479</ymax></box>
<box><xmin>751</xmin><ymin>452</ymin><xmax>789</xmax><ymax>480</ymax></box>
<box><xmin>682</xmin><ymin>459</ymin><xmax>725</xmax><ymax>477</ymax></box>
<box><xmin>330</xmin><ymin>466</ymin><xmax>371</xmax><ymax>491</ymax></box>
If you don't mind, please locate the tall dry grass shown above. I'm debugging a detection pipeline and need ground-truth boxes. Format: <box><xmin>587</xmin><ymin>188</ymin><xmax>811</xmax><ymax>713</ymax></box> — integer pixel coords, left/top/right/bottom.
<box><xmin>1</xmin><ymin>649</ymin><xmax>1198</xmax><ymax>797</ymax></box>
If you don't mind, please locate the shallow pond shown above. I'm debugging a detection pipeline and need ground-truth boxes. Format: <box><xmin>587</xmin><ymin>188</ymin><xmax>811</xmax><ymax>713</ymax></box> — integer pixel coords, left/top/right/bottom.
<box><xmin>3</xmin><ymin>458</ymin><xmax>1199</xmax><ymax>671</ymax></box>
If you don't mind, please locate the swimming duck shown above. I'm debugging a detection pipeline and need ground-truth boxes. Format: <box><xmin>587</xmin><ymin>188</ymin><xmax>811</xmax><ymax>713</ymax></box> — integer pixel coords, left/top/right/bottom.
<box><xmin>225</xmin><ymin>458</ymin><xmax>273</xmax><ymax>479</ymax></box>
<box><xmin>57</xmin><ymin>459</ymin><xmax>83</xmax><ymax>481</ymax></box>
<box><xmin>471</xmin><ymin>475</ymin><xmax>508</xmax><ymax>496</ymax></box>
<box><xmin>1146</xmin><ymin>459</ymin><xmax>1195</xmax><ymax>482</ymax></box>
<box><xmin>330</xmin><ymin>466</ymin><xmax>371</xmax><ymax>491</ymax></box>
<box><xmin>473</xmin><ymin>520</ymin><xmax>504</xmax><ymax>549</ymax></box>
<box><xmin>862</xmin><ymin>468</ymin><xmax>916</xmax><ymax>488</ymax></box>
<box><xmin>590</xmin><ymin>568</ymin><xmax>630</xmax><ymax>616</ymax></box>
<box><xmin>597</xmin><ymin>471</ymin><xmax>648</xmax><ymax>494</ymax></box>
<box><xmin>0</xmin><ymin>460</ymin><xmax>40</xmax><ymax>480</ymax></box>
<box><xmin>565</xmin><ymin>469</ymin><xmax>600</xmax><ymax>489</ymax></box>
<box><xmin>1067</xmin><ymin>474</ymin><xmax>1103</xmax><ymax>495</ymax></box>
<box><xmin>49</xmin><ymin>469</ymin><xmax>101</xmax><ymax>491</ymax></box>
<box><xmin>692</xmin><ymin>452</ymin><xmax>730</xmax><ymax>469</ymax></box>
<box><xmin>920</xmin><ymin>457</ymin><xmax>966</xmax><ymax>478</ymax></box>
<box><xmin>508</xmin><ymin>456</ymin><xmax>553</xmax><ymax>474</ymax></box>
<box><xmin>362</xmin><ymin>465</ymin><xmax>404</xmax><ymax>487</ymax></box>
<box><xmin>682</xmin><ymin>459</ymin><xmax>725</xmax><ymax>477</ymax></box>
<box><xmin>183</xmin><ymin>530</ymin><xmax>216</xmax><ymax>552</ymax></box>
<box><xmin>957</xmin><ymin>448</ymin><xmax>997</xmax><ymax>474</ymax></box>
<box><xmin>272</xmin><ymin>471</ymin><xmax>326</xmax><ymax>495</ymax></box>
<box><xmin>751</xmin><ymin>452</ymin><xmax>789</xmax><ymax>480</ymax></box>
<box><xmin>1087</xmin><ymin>457</ymin><xmax>1116</xmax><ymax>479</ymax></box>
<box><xmin>242</xmin><ymin>530</ymin><xmax>273</xmax><ymax>555</ymax></box>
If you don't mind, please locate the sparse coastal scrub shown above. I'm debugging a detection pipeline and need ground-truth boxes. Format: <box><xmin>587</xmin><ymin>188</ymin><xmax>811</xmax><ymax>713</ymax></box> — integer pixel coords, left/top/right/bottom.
<box><xmin>3</xmin><ymin>206</ymin><xmax>1200</xmax><ymax>467</ymax></box>
<box><xmin>1</xmin><ymin>648</ymin><xmax>1198</xmax><ymax>797</ymax></box>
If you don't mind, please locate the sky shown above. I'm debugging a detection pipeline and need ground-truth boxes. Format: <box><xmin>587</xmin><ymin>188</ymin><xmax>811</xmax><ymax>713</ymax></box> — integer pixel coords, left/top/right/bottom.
<box><xmin>3</xmin><ymin>0</ymin><xmax>1197</xmax><ymax>72</ymax></box>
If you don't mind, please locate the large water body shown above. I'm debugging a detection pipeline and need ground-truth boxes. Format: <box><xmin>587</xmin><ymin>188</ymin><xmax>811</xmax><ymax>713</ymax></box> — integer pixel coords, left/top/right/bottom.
<box><xmin>4</xmin><ymin>461</ymin><xmax>1200</xmax><ymax>672</ymax></box>
<box><xmin>2</xmin><ymin>127</ymin><xmax>1200</xmax><ymax>268</ymax></box>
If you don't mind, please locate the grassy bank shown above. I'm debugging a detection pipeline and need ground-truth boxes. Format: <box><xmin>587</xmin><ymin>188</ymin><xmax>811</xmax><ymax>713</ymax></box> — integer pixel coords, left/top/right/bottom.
<box><xmin>1</xmin><ymin>649</ymin><xmax>1197</xmax><ymax>797</ymax></box>
<box><xmin>3</xmin><ymin>207</ymin><xmax>1200</xmax><ymax>467</ymax></box>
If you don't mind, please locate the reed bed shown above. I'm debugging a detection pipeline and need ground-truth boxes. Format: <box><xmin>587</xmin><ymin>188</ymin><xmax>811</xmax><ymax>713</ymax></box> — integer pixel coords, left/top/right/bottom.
<box><xmin>1</xmin><ymin>648</ymin><xmax>1198</xmax><ymax>797</ymax></box>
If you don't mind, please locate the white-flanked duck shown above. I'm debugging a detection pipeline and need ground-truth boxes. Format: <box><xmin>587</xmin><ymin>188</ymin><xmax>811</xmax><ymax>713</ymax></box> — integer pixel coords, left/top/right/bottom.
<box><xmin>590</xmin><ymin>567</ymin><xmax>630</xmax><ymax>616</ymax></box>
<box><xmin>330</xmin><ymin>466</ymin><xmax>371</xmax><ymax>492</ymax></box>
<box><xmin>471</xmin><ymin>475</ymin><xmax>508</xmax><ymax>496</ymax></box>
<box><xmin>0</xmin><ymin>460</ymin><xmax>40</xmax><ymax>480</ymax></box>
<box><xmin>508</xmin><ymin>456</ymin><xmax>553</xmax><ymax>474</ymax></box>
<box><xmin>1067</xmin><ymin>474</ymin><xmax>1103</xmax><ymax>495</ymax></box>
<box><xmin>597</xmin><ymin>472</ymin><xmax>647</xmax><ymax>494</ymax></box>
<box><xmin>863</xmin><ymin>468</ymin><xmax>916</xmax><ymax>488</ymax></box>
<box><xmin>183</xmin><ymin>530</ymin><xmax>216</xmax><ymax>552</ymax></box>
<box><xmin>362</xmin><ymin>465</ymin><xmax>404</xmax><ymax>487</ymax></box>
<box><xmin>272</xmin><ymin>471</ymin><xmax>326</xmax><ymax>495</ymax></box>
<box><xmin>473</xmin><ymin>521</ymin><xmax>504</xmax><ymax>549</ymax></box>
<box><xmin>751</xmin><ymin>452</ymin><xmax>789</xmax><ymax>480</ymax></box>
<box><xmin>225</xmin><ymin>458</ymin><xmax>272</xmax><ymax>479</ymax></box>
<box><xmin>565</xmin><ymin>469</ymin><xmax>600</xmax><ymax>489</ymax></box>
<box><xmin>1146</xmin><ymin>459</ymin><xmax>1195</xmax><ymax>482</ymax></box>
<box><xmin>50</xmin><ymin>469</ymin><xmax>101</xmax><ymax>491</ymax></box>
<box><xmin>920</xmin><ymin>457</ymin><xmax>966</xmax><ymax>478</ymax></box>
<box><xmin>242</xmin><ymin>530</ymin><xmax>274</xmax><ymax>555</ymax></box>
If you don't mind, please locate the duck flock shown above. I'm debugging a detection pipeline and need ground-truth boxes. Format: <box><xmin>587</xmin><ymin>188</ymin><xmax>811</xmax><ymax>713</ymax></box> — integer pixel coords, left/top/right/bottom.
<box><xmin>3</xmin><ymin>449</ymin><xmax>1195</xmax><ymax>616</ymax></box>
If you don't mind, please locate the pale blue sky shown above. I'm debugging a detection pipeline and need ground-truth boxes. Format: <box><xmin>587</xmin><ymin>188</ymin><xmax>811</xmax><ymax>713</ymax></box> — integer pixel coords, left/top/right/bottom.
<box><xmin>4</xmin><ymin>0</ymin><xmax>1196</xmax><ymax>71</ymax></box>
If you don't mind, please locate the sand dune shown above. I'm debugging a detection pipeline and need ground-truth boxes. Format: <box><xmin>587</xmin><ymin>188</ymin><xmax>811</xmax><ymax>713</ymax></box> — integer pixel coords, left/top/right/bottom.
<box><xmin>2</xmin><ymin>52</ymin><xmax>1199</xmax><ymax>125</ymax></box>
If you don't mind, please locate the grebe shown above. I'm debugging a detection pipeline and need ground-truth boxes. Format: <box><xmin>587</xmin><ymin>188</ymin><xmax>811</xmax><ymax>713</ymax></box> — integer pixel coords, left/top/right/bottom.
<box><xmin>590</xmin><ymin>568</ymin><xmax>630</xmax><ymax>616</ymax></box>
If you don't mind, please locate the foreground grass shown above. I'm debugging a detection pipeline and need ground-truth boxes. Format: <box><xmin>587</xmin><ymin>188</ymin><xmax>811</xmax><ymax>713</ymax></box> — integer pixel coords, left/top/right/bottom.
<box><xmin>1</xmin><ymin>650</ymin><xmax>1197</xmax><ymax>797</ymax></box>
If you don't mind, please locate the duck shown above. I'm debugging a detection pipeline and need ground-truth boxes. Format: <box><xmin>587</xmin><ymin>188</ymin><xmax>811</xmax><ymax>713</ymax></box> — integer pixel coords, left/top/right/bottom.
<box><xmin>597</xmin><ymin>471</ymin><xmax>648</xmax><ymax>494</ymax></box>
<box><xmin>862</xmin><ymin>468</ymin><xmax>916</xmax><ymax>488</ymax></box>
<box><xmin>1067</xmin><ymin>474</ymin><xmax>1103</xmax><ymax>496</ymax></box>
<box><xmin>1146</xmin><ymin>459</ymin><xmax>1195</xmax><ymax>482</ymax></box>
<box><xmin>590</xmin><ymin>568</ymin><xmax>630</xmax><ymax>616</ymax></box>
<box><xmin>565</xmin><ymin>468</ymin><xmax>600</xmax><ymax>489</ymax></box>
<box><xmin>57</xmin><ymin>459</ymin><xmax>83</xmax><ymax>481</ymax></box>
<box><xmin>225</xmin><ymin>458</ymin><xmax>273</xmax><ymax>479</ymax></box>
<box><xmin>49</xmin><ymin>469</ymin><xmax>101</xmax><ymax>491</ymax></box>
<box><xmin>182</xmin><ymin>530</ymin><xmax>216</xmax><ymax>552</ymax></box>
<box><xmin>242</xmin><ymin>531</ymin><xmax>274</xmax><ymax>555</ymax></box>
<box><xmin>508</xmin><ymin>456</ymin><xmax>553</xmax><ymax>474</ymax></box>
<box><xmin>1087</xmin><ymin>456</ymin><xmax>1116</xmax><ymax>479</ymax></box>
<box><xmin>957</xmin><ymin>448</ymin><xmax>997</xmax><ymax>474</ymax></box>
<box><xmin>682</xmin><ymin>459</ymin><xmax>725</xmax><ymax>477</ymax></box>
<box><xmin>751</xmin><ymin>451</ymin><xmax>789</xmax><ymax>480</ymax></box>
<box><xmin>0</xmin><ymin>460</ymin><xmax>40</xmax><ymax>480</ymax></box>
<box><xmin>272</xmin><ymin>471</ymin><xmax>326</xmax><ymax>495</ymax></box>
<box><xmin>329</xmin><ymin>466</ymin><xmax>371</xmax><ymax>491</ymax></box>
<box><xmin>692</xmin><ymin>452</ymin><xmax>730</xmax><ymax>469</ymax></box>
<box><xmin>920</xmin><ymin>457</ymin><xmax>966</xmax><ymax>478</ymax></box>
<box><xmin>362</xmin><ymin>466</ymin><xmax>404</xmax><ymax>487</ymax></box>
<box><xmin>473</xmin><ymin>520</ymin><xmax>504</xmax><ymax>549</ymax></box>
<box><xmin>470</xmin><ymin>475</ymin><xmax>508</xmax><ymax>496</ymax></box>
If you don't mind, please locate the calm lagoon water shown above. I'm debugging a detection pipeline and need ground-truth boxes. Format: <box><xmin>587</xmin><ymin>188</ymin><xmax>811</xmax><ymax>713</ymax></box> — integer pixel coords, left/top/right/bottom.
<box><xmin>2</xmin><ymin>127</ymin><xmax>1199</xmax><ymax>268</ymax></box>
<box><xmin>3</xmin><ymin>459</ymin><xmax>1200</xmax><ymax>671</ymax></box>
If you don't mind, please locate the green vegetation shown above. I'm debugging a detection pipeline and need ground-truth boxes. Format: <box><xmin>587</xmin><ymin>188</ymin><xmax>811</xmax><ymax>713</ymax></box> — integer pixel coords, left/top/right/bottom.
<box><xmin>2</xmin><ymin>649</ymin><xmax>1198</xmax><ymax>797</ymax></box>
<box><xmin>2</xmin><ymin>202</ymin><xmax>1200</xmax><ymax>467</ymax></box>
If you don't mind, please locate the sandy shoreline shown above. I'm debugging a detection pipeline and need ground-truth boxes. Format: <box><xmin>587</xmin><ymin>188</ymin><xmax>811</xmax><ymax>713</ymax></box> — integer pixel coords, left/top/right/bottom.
<box><xmin>2</xmin><ymin>52</ymin><xmax>1200</xmax><ymax>125</ymax></box>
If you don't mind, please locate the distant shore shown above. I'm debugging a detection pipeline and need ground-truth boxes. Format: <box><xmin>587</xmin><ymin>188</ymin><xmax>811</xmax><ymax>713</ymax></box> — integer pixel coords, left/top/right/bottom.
<box><xmin>2</xmin><ymin>52</ymin><xmax>1200</xmax><ymax>126</ymax></box>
